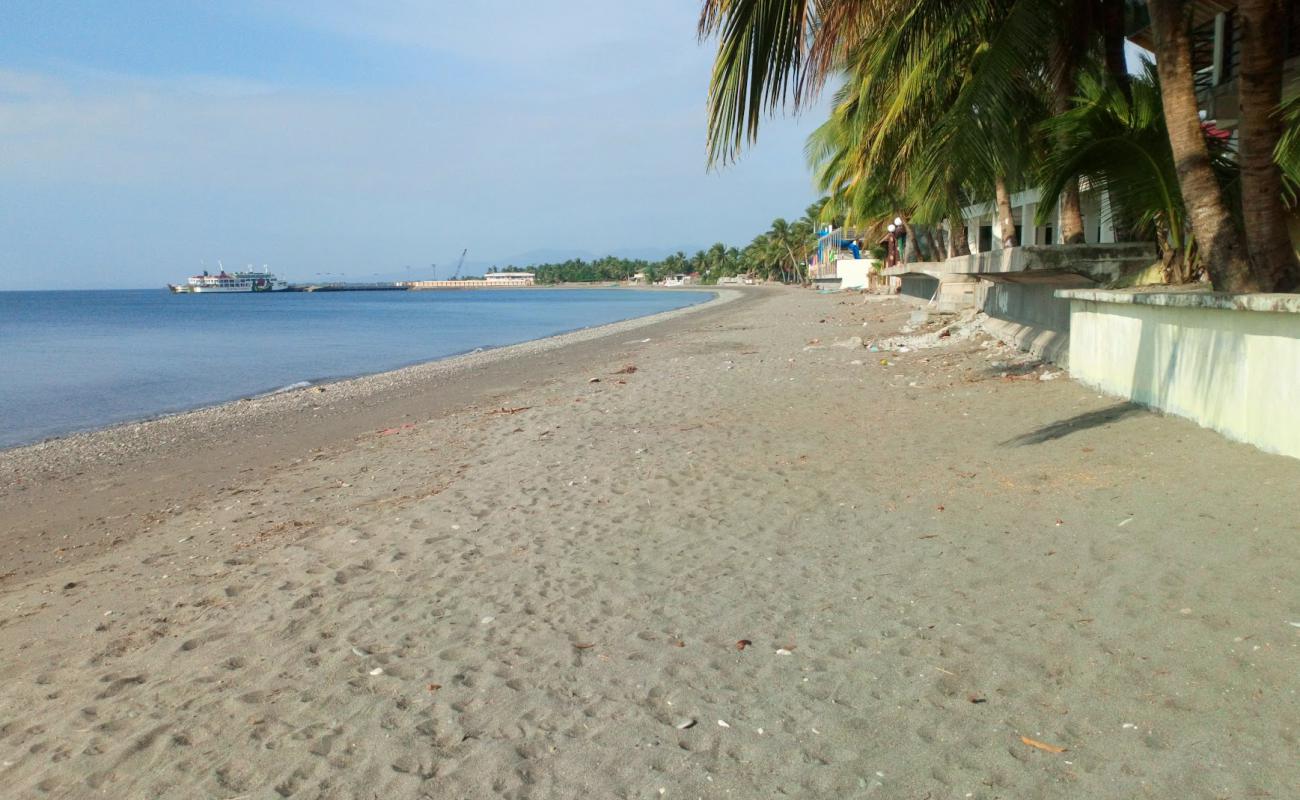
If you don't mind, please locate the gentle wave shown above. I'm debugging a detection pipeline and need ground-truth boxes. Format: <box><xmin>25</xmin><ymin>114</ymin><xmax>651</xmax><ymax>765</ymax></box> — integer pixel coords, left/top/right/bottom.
<box><xmin>258</xmin><ymin>381</ymin><xmax>314</xmax><ymax>397</ymax></box>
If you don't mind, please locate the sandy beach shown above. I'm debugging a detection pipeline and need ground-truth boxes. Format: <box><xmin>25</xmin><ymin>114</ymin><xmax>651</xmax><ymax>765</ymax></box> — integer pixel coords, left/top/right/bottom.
<box><xmin>1</xmin><ymin>287</ymin><xmax>1297</xmax><ymax>799</ymax></box>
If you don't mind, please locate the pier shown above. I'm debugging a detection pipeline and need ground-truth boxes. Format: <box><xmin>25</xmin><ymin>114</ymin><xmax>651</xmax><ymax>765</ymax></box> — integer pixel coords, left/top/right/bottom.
<box><xmin>285</xmin><ymin>282</ymin><xmax>409</xmax><ymax>292</ymax></box>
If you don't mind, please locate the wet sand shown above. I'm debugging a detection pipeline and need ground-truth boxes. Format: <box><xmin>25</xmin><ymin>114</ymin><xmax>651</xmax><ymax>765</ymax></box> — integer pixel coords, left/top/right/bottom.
<box><xmin>0</xmin><ymin>287</ymin><xmax>1296</xmax><ymax>798</ymax></box>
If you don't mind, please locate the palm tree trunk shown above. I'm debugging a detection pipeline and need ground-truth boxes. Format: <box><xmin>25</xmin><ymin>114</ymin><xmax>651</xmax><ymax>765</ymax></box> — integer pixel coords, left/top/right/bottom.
<box><xmin>995</xmin><ymin>177</ymin><xmax>1019</xmax><ymax>247</ymax></box>
<box><xmin>902</xmin><ymin>221</ymin><xmax>932</xmax><ymax>262</ymax></box>
<box><xmin>949</xmin><ymin>218</ymin><xmax>970</xmax><ymax>257</ymax></box>
<box><xmin>1238</xmin><ymin>0</ymin><xmax>1300</xmax><ymax>291</ymax></box>
<box><xmin>1051</xmin><ymin>41</ymin><xmax>1088</xmax><ymax>243</ymax></box>
<box><xmin>1147</xmin><ymin>0</ymin><xmax>1258</xmax><ymax>291</ymax></box>
<box><xmin>1101</xmin><ymin>0</ymin><xmax>1130</xmax><ymax>97</ymax></box>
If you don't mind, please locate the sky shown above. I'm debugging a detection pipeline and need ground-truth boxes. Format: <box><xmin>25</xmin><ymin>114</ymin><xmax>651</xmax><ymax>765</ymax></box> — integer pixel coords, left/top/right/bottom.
<box><xmin>0</xmin><ymin>1</ymin><xmax>825</xmax><ymax>289</ymax></box>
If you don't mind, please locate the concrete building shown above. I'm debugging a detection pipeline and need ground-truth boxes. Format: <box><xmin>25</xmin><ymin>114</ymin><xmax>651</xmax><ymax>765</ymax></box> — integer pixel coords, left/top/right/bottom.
<box><xmin>483</xmin><ymin>272</ymin><xmax>536</xmax><ymax>286</ymax></box>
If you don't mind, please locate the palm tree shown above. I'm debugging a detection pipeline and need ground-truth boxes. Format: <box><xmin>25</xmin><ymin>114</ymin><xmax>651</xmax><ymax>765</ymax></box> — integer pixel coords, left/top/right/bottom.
<box><xmin>1036</xmin><ymin>65</ymin><xmax>1233</xmax><ymax>282</ymax></box>
<box><xmin>700</xmin><ymin>0</ymin><xmax>1298</xmax><ymax>291</ymax></box>
<box><xmin>1145</xmin><ymin>0</ymin><xmax>1257</xmax><ymax>291</ymax></box>
<box><xmin>1237</xmin><ymin>0</ymin><xmax>1300</xmax><ymax>290</ymax></box>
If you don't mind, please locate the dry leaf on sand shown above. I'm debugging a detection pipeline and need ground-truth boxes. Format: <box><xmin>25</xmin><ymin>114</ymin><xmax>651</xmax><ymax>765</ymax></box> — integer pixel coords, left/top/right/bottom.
<box><xmin>1020</xmin><ymin>736</ymin><xmax>1067</xmax><ymax>753</ymax></box>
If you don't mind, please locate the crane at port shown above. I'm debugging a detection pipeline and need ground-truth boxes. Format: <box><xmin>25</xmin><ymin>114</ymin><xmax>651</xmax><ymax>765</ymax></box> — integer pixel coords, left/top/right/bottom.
<box><xmin>451</xmin><ymin>248</ymin><xmax>468</xmax><ymax>280</ymax></box>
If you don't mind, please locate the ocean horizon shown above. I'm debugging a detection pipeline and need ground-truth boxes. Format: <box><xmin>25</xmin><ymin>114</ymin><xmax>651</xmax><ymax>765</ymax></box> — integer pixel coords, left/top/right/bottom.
<box><xmin>0</xmin><ymin>287</ymin><xmax>710</xmax><ymax>449</ymax></box>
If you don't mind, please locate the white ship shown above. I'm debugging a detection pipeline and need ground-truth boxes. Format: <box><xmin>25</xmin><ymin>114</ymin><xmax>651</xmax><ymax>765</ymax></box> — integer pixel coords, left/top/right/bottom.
<box><xmin>169</xmin><ymin>265</ymin><xmax>288</xmax><ymax>293</ymax></box>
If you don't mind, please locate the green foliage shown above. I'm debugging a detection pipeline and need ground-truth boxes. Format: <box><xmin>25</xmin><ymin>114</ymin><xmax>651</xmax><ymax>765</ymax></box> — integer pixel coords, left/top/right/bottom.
<box><xmin>1278</xmin><ymin>93</ymin><xmax>1300</xmax><ymax>208</ymax></box>
<box><xmin>500</xmin><ymin>210</ymin><xmax>822</xmax><ymax>285</ymax></box>
<box><xmin>1036</xmin><ymin>64</ymin><xmax>1243</xmax><ymax>280</ymax></box>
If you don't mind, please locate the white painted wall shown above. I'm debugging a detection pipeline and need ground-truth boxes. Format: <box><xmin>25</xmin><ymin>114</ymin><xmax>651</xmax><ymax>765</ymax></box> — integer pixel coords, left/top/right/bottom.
<box><xmin>1063</xmin><ymin>292</ymin><xmax>1300</xmax><ymax>459</ymax></box>
<box><xmin>836</xmin><ymin>259</ymin><xmax>879</xmax><ymax>290</ymax></box>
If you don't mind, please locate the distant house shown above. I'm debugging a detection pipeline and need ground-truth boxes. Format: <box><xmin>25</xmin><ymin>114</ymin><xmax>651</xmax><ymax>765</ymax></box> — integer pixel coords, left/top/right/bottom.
<box><xmin>630</xmin><ymin>272</ymin><xmax>648</xmax><ymax>284</ymax></box>
<box><xmin>662</xmin><ymin>273</ymin><xmax>693</xmax><ymax>287</ymax></box>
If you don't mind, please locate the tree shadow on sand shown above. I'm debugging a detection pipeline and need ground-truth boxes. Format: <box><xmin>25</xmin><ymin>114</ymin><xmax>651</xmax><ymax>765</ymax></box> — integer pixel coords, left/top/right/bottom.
<box><xmin>1001</xmin><ymin>402</ymin><xmax>1146</xmax><ymax>446</ymax></box>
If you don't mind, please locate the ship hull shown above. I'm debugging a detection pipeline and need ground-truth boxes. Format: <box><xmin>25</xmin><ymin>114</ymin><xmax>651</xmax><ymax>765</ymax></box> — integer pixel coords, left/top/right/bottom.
<box><xmin>169</xmin><ymin>281</ymin><xmax>288</xmax><ymax>293</ymax></box>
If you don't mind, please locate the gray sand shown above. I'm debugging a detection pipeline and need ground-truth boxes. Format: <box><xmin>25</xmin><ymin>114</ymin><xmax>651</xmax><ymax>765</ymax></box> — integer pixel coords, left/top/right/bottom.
<box><xmin>0</xmin><ymin>288</ymin><xmax>1296</xmax><ymax>798</ymax></box>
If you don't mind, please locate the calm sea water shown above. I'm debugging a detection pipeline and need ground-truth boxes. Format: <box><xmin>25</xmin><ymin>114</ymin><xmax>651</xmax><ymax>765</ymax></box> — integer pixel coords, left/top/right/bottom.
<box><xmin>0</xmin><ymin>288</ymin><xmax>709</xmax><ymax>448</ymax></box>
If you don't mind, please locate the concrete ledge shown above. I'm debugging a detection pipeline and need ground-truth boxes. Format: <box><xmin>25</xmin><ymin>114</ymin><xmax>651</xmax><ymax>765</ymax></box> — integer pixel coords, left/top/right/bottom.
<box><xmin>1063</xmin><ymin>293</ymin><xmax>1300</xmax><ymax>459</ymax></box>
<box><xmin>1056</xmin><ymin>288</ymin><xmax>1300</xmax><ymax>314</ymax></box>
<box><xmin>981</xmin><ymin>317</ymin><xmax>1071</xmax><ymax>366</ymax></box>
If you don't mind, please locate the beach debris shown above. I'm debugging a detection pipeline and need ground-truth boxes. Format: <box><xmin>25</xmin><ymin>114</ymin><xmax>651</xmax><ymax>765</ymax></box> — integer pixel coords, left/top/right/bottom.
<box><xmin>675</xmin><ymin>719</ymin><xmax>697</xmax><ymax>730</ymax></box>
<box><xmin>831</xmin><ymin>336</ymin><xmax>863</xmax><ymax>349</ymax></box>
<box><xmin>613</xmin><ymin>365</ymin><xmax>638</xmax><ymax>374</ymax></box>
<box><xmin>671</xmin><ymin>640</ymin><xmax>686</xmax><ymax>648</ymax></box>
<box><xmin>1118</xmin><ymin>517</ymin><xmax>1134</xmax><ymax>527</ymax></box>
<box><xmin>369</xmin><ymin>667</ymin><xmax>384</xmax><ymax>676</ymax></box>
<box><xmin>1020</xmin><ymin>736</ymin><xmax>1067</xmax><ymax>754</ymax></box>
<box><xmin>427</xmin><ymin>683</ymin><xmax>442</xmax><ymax>693</ymax></box>
<box><xmin>572</xmin><ymin>642</ymin><xmax>596</xmax><ymax>650</ymax></box>
<box><xmin>775</xmin><ymin>648</ymin><xmax>794</xmax><ymax>656</ymax></box>
<box><xmin>480</xmin><ymin>616</ymin><xmax>495</xmax><ymax>625</ymax></box>
<box><xmin>968</xmin><ymin>694</ymin><xmax>987</xmax><ymax>704</ymax></box>
<box><xmin>735</xmin><ymin>639</ymin><xmax>752</xmax><ymax>651</ymax></box>
<box><xmin>1289</xmin><ymin>621</ymin><xmax>1300</xmax><ymax>628</ymax></box>
<box><xmin>1038</xmin><ymin>371</ymin><xmax>1062</xmax><ymax>381</ymax></box>
<box><xmin>490</xmin><ymin>406</ymin><xmax>532</xmax><ymax>415</ymax></box>
<box><xmin>351</xmin><ymin>646</ymin><xmax>371</xmax><ymax>657</ymax></box>
<box><xmin>717</xmin><ymin>720</ymin><xmax>731</xmax><ymax>728</ymax></box>
<box><xmin>588</xmin><ymin>377</ymin><xmax>601</xmax><ymax>383</ymax></box>
<box><xmin>379</xmin><ymin>423</ymin><xmax>415</xmax><ymax>436</ymax></box>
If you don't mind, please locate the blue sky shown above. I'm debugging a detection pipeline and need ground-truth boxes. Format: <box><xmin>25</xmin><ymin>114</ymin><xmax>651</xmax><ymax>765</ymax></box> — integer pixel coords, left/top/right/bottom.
<box><xmin>0</xmin><ymin>1</ymin><xmax>823</xmax><ymax>289</ymax></box>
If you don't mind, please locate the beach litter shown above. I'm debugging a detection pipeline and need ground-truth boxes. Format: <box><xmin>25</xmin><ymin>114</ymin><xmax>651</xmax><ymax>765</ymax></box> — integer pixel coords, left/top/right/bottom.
<box><xmin>572</xmin><ymin>642</ymin><xmax>596</xmax><ymax>650</ymax></box>
<box><xmin>369</xmin><ymin>667</ymin><xmax>384</xmax><ymax>676</ymax></box>
<box><xmin>675</xmin><ymin>719</ymin><xmax>697</xmax><ymax>730</ymax></box>
<box><xmin>1020</xmin><ymin>736</ymin><xmax>1067</xmax><ymax>754</ymax></box>
<box><xmin>735</xmin><ymin>639</ymin><xmax>752</xmax><ymax>650</ymax></box>
<box><xmin>717</xmin><ymin>720</ymin><xmax>730</xmax><ymax>728</ymax></box>
<box><xmin>613</xmin><ymin>364</ymin><xmax>638</xmax><ymax>374</ymax></box>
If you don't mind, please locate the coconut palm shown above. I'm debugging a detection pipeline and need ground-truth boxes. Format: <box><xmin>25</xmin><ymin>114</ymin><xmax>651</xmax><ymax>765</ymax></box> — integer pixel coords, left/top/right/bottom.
<box><xmin>1236</xmin><ymin>0</ymin><xmax>1299</xmax><ymax>290</ymax></box>
<box><xmin>700</xmin><ymin>0</ymin><xmax>1298</xmax><ymax>291</ymax></box>
<box><xmin>1036</xmin><ymin>65</ymin><xmax>1239</xmax><ymax>282</ymax></box>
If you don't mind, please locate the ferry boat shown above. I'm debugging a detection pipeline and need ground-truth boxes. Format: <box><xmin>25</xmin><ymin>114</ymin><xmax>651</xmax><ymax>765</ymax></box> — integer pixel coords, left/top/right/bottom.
<box><xmin>169</xmin><ymin>267</ymin><xmax>288</xmax><ymax>293</ymax></box>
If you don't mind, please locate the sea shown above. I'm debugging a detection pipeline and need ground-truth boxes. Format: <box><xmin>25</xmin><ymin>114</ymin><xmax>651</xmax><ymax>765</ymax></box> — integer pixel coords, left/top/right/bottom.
<box><xmin>0</xmin><ymin>288</ymin><xmax>710</xmax><ymax>449</ymax></box>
